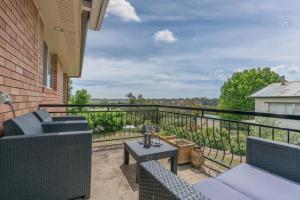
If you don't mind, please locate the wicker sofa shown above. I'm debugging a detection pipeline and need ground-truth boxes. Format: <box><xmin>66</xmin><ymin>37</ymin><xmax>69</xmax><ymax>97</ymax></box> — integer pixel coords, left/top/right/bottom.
<box><xmin>139</xmin><ymin>137</ymin><xmax>300</xmax><ymax>200</ymax></box>
<box><xmin>0</xmin><ymin>112</ymin><xmax>92</xmax><ymax>200</ymax></box>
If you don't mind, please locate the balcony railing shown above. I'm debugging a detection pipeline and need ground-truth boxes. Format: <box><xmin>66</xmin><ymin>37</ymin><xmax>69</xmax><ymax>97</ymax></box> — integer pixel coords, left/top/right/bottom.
<box><xmin>39</xmin><ymin>104</ymin><xmax>300</xmax><ymax>169</ymax></box>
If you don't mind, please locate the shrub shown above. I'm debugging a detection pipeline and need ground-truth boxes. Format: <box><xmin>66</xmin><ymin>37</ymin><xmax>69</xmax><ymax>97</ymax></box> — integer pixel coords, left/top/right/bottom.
<box><xmin>88</xmin><ymin>112</ymin><xmax>125</xmax><ymax>133</ymax></box>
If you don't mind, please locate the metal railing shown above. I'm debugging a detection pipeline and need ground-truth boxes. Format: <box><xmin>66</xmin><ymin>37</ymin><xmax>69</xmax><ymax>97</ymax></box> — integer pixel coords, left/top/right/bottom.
<box><xmin>39</xmin><ymin>104</ymin><xmax>300</xmax><ymax>169</ymax></box>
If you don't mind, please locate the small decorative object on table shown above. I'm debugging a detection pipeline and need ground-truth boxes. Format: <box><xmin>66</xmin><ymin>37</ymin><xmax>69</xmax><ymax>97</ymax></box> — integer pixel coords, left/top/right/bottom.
<box><xmin>191</xmin><ymin>146</ymin><xmax>205</xmax><ymax>169</ymax></box>
<box><xmin>141</xmin><ymin>125</ymin><xmax>151</xmax><ymax>148</ymax></box>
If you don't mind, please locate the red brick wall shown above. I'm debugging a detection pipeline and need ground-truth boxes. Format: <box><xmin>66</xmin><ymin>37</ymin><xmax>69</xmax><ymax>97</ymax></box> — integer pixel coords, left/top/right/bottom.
<box><xmin>0</xmin><ymin>0</ymin><xmax>66</xmax><ymax>134</ymax></box>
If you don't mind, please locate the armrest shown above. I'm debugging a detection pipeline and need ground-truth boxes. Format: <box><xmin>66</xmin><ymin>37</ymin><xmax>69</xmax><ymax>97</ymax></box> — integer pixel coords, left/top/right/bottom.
<box><xmin>52</xmin><ymin>116</ymin><xmax>86</xmax><ymax>121</ymax></box>
<box><xmin>0</xmin><ymin>131</ymin><xmax>92</xmax><ymax>199</ymax></box>
<box><xmin>246</xmin><ymin>136</ymin><xmax>300</xmax><ymax>183</ymax></box>
<box><xmin>139</xmin><ymin>161</ymin><xmax>209</xmax><ymax>200</ymax></box>
<box><xmin>42</xmin><ymin>120</ymin><xmax>89</xmax><ymax>133</ymax></box>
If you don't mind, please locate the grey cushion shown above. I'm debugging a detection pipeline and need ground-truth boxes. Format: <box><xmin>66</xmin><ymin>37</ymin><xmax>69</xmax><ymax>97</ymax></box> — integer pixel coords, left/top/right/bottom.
<box><xmin>33</xmin><ymin>109</ymin><xmax>53</xmax><ymax>122</ymax></box>
<box><xmin>193</xmin><ymin>178</ymin><xmax>252</xmax><ymax>200</ymax></box>
<box><xmin>3</xmin><ymin>113</ymin><xmax>43</xmax><ymax>136</ymax></box>
<box><xmin>216</xmin><ymin>163</ymin><xmax>300</xmax><ymax>200</ymax></box>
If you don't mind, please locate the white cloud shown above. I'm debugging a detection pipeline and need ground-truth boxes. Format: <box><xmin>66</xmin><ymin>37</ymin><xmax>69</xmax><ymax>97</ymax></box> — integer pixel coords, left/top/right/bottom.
<box><xmin>153</xmin><ymin>29</ymin><xmax>177</xmax><ymax>43</ymax></box>
<box><xmin>271</xmin><ymin>65</ymin><xmax>300</xmax><ymax>81</ymax></box>
<box><xmin>73</xmin><ymin>55</ymin><xmax>222</xmax><ymax>98</ymax></box>
<box><xmin>107</xmin><ymin>0</ymin><xmax>141</xmax><ymax>22</ymax></box>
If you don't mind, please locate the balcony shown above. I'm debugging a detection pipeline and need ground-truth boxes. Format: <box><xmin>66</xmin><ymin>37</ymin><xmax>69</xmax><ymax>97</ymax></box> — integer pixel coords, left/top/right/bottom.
<box><xmin>38</xmin><ymin>104</ymin><xmax>300</xmax><ymax>199</ymax></box>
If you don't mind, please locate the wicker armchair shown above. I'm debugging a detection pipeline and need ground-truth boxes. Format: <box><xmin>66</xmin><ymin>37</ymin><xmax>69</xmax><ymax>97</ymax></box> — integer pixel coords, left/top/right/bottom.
<box><xmin>1</xmin><ymin>113</ymin><xmax>92</xmax><ymax>200</ymax></box>
<box><xmin>139</xmin><ymin>137</ymin><xmax>300</xmax><ymax>200</ymax></box>
<box><xmin>34</xmin><ymin>109</ymin><xmax>86</xmax><ymax>122</ymax></box>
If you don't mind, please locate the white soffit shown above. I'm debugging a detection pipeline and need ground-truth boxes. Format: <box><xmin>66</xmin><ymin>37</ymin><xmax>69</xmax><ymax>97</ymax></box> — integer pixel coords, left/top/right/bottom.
<box><xmin>33</xmin><ymin>0</ymin><xmax>82</xmax><ymax>77</ymax></box>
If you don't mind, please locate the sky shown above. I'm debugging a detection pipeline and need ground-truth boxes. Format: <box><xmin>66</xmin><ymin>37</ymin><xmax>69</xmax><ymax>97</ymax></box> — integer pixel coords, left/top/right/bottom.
<box><xmin>73</xmin><ymin>0</ymin><xmax>300</xmax><ymax>99</ymax></box>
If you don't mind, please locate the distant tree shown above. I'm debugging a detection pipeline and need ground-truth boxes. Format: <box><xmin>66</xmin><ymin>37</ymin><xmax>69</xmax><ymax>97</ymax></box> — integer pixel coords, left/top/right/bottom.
<box><xmin>126</xmin><ymin>92</ymin><xmax>136</xmax><ymax>104</ymax></box>
<box><xmin>219</xmin><ymin>68</ymin><xmax>281</xmax><ymax>119</ymax></box>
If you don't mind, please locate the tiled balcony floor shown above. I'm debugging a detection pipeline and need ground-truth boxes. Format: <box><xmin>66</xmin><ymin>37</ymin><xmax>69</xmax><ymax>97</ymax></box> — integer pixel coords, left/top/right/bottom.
<box><xmin>90</xmin><ymin>143</ymin><xmax>217</xmax><ymax>200</ymax></box>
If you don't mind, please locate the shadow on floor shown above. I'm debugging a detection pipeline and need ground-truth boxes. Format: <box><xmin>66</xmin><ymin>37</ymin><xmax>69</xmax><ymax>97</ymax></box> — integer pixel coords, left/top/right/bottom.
<box><xmin>120</xmin><ymin>163</ymin><xmax>139</xmax><ymax>192</ymax></box>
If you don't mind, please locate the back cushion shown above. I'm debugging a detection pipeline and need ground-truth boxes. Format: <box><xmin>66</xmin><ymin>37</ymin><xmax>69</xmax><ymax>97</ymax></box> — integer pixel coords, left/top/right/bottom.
<box><xmin>3</xmin><ymin>113</ymin><xmax>43</xmax><ymax>136</ymax></box>
<box><xmin>33</xmin><ymin>109</ymin><xmax>53</xmax><ymax>122</ymax></box>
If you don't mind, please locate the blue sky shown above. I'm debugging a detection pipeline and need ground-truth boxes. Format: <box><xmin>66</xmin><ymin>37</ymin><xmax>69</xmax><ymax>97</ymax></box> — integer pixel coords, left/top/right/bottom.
<box><xmin>73</xmin><ymin>0</ymin><xmax>300</xmax><ymax>98</ymax></box>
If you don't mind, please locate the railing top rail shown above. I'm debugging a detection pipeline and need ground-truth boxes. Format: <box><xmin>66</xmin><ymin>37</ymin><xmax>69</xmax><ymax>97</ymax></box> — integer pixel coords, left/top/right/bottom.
<box><xmin>39</xmin><ymin>104</ymin><xmax>300</xmax><ymax>120</ymax></box>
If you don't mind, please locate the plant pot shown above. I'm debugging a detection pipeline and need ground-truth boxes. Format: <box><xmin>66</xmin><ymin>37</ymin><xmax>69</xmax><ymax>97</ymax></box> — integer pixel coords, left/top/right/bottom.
<box><xmin>191</xmin><ymin>147</ymin><xmax>205</xmax><ymax>169</ymax></box>
<box><xmin>169</xmin><ymin>139</ymin><xmax>195</xmax><ymax>164</ymax></box>
<box><xmin>151</xmin><ymin>133</ymin><xmax>176</xmax><ymax>144</ymax></box>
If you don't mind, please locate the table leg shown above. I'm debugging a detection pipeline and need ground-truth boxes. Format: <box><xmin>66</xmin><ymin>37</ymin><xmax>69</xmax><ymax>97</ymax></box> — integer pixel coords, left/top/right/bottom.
<box><xmin>124</xmin><ymin>148</ymin><xmax>129</xmax><ymax>165</ymax></box>
<box><xmin>136</xmin><ymin>161</ymin><xmax>140</xmax><ymax>183</ymax></box>
<box><xmin>170</xmin><ymin>156</ymin><xmax>177</xmax><ymax>174</ymax></box>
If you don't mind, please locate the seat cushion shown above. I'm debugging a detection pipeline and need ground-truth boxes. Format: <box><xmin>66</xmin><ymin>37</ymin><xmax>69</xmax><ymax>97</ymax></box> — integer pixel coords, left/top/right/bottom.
<box><xmin>193</xmin><ymin>178</ymin><xmax>252</xmax><ymax>200</ymax></box>
<box><xmin>33</xmin><ymin>109</ymin><xmax>53</xmax><ymax>122</ymax></box>
<box><xmin>216</xmin><ymin>163</ymin><xmax>300</xmax><ymax>200</ymax></box>
<box><xmin>3</xmin><ymin>113</ymin><xmax>43</xmax><ymax>136</ymax></box>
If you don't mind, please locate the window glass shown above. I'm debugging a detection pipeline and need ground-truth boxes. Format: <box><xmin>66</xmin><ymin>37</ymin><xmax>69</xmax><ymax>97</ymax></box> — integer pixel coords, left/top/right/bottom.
<box><xmin>43</xmin><ymin>41</ymin><xmax>52</xmax><ymax>88</ymax></box>
<box><xmin>285</xmin><ymin>104</ymin><xmax>294</xmax><ymax>115</ymax></box>
<box><xmin>294</xmin><ymin>104</ymin><xmax>300</xmax><ymax>115</ymax></box>
<box><xmin>268</xmin><ymin>103</ymin><xmax>285</xmax><ymax>114</ymax></box>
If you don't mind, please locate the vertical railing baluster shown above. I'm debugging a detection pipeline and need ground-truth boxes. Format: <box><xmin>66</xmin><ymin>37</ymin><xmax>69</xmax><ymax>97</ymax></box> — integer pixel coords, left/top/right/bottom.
<box><xmin>228</xmin><ymin>122</ymin><xmax>234</xmax><ymax>166</ymax></box>
<box><xmin>219</xmin><ymin>120</ymin><xmax>226</xmax><ymax>162</ymax></box>
<box><xmin>199</xmin><ymin>117</ymin><xmax>206</xmax><ymax>150</ymax></box>
<box><xmin>212</xmin><ymin>119</ymin><xmax>219</xmax><ymax>160</ymax></box>
<box><xmin>206</xmin><ymin>118</ymin><xmax>212</xmax><ymax>157</ymax></box>
<box><xmin>237</xmin><ymin>123</ymin><xmax>242</xmax><ymax>163</ymax></box>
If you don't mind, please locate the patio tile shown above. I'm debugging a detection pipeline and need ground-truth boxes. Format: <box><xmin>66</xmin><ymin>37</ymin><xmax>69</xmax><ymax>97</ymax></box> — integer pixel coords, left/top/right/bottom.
<box><xmin>90</xmin><ymin>144</ymin><xmax>213</xmax><ymax>200</ymax></box>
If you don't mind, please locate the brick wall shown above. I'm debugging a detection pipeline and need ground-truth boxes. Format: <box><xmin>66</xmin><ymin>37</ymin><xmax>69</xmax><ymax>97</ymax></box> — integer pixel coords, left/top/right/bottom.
<box><xmin>0</xmin><ymin>0</ymin><xmax>67</xmax><ymax>134</ymax></box>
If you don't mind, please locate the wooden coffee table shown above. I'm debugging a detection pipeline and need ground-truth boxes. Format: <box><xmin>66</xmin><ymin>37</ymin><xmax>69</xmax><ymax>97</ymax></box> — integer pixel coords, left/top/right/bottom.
<box><xmin>124</xmin><ymin>140</ymin><xmax>178</xmax><ymax>183</ymax></box>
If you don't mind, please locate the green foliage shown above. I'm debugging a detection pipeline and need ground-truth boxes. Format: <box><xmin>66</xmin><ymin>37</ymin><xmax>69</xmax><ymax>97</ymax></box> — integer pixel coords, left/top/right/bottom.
<box><xmin>159</xmin><ymin>130</ymin><xmax>174</xmax><ymax>137</ymax></box>
<box><xmin>219</xmin><ymin>68</ymin><xmax>281</xmax><ymax>119</ymax></box>
<box><xmin>71</xmin><ymin>89</ymin><xmax>91</xmax><ymax>105</ymax></box>
<box><xmin>69</xmin><ymin>89</ymin><xmax>91</xmax><ymax>112</ymax></box>
<box><xmin>125</xmin><ymin>92</ymin><xmax>145</xmax><ymax>104</ymax></box>
<box><xmin>88</xmin><ymin>112</ymin><xmax>125</xmax><ymax>133</ymax></box>
<box><xmin>67</xmin><ymin>78</ymin><xmax>73</xmax><ymax>102</ymax></box>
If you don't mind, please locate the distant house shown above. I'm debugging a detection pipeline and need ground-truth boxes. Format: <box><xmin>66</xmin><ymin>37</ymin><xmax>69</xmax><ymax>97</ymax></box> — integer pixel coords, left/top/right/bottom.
<box><xmin>250</xmin><ymin>80</ymin><xmax>300</xmax><ymax>129</ymax></box>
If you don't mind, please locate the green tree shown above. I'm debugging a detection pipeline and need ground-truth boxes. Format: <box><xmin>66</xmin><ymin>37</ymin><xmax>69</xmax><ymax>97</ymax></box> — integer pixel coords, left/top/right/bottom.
<box><xmin>126</xmin><ymin>92</ymin><xmax>136</xmax><ymax>104</ymax></box>
<box><xmin>70</xmin><ymin>89</ymin><xmax>91</xmax><ymax>111</ymax></box>
<box><xmin>67</xmin><ymin>78</ymin><xmax>73</xmax><ymax>103</ymax></box>
<box><xmin>125</xmin><ymin>92</ymin><xmax>145</xmax><ymax>104</ymax></box>
<box><xmin>219</xmin><ymin>68</ymin><xmax>281</xmax><ymax>119</ymax></box>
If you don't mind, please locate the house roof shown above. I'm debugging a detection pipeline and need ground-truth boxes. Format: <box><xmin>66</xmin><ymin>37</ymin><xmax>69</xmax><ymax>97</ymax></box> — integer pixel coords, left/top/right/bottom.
<box><xmin>250</xmin><ymin>81</ymin><xmax>300</xmax><ymax>98</ymax></box>
<box><xmin>33</xmin><ymin>0</ymin><xmax>109</xmax><ymax>77</ymax></box>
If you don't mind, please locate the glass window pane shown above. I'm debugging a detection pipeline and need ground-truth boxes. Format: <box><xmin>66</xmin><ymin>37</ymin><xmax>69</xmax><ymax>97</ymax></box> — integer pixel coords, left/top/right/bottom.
<box><xmin>285</xmin><ymin>104</ymin><xmax>294</xmax><ymax>115</ymax></box>
<box><xmin>269</xmin><ymin>103</ymin><xmax>285</xmax><ymax>114</ymax></box>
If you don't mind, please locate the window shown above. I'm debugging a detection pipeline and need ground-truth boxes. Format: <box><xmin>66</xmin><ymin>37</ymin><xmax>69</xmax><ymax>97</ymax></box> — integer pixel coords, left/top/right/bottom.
<box><xmin>295</xmin><ymin>104</ymin><xmax>300</xmax><ymax>115</ymax></box>
<box><xmin>268</xmin><ymin>102</ymin><xmax>300</xmax><ymax>115</ymax></box>
<box><xmin>43</xmin><ymin>41</ymin><xmax>53</xmax><ymax>88</ymax></box>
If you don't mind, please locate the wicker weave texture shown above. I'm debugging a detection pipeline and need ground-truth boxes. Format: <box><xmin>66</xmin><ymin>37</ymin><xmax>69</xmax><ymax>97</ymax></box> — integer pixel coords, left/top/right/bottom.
<box><xmin>0</xmin><ymin>131</ymin><xmax>92</xmax><ymax>200</ymax></box>
<box><xmin>246</xmin><ymin>136</ymin><xmax>300</xmax><ymax>183</ymax></box>
<box><xmin>52</xmin><ymin>116</ymin><xmax>86</xmax><ymax>121</ymax></box>
<box><xmin>139</xmin><ymin>161</ymin><xmax>209</xmax><ymax>200</ymax></box>
<box><xmin>42</xmin><ymin>120</ymin><xmax>89</xmax><ymax>133</ymax></box>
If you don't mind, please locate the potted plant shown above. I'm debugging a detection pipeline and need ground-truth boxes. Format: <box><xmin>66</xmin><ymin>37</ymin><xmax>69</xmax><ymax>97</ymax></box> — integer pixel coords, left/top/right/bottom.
<box><xmin>169</xmin><ymin>139</ymin><xmax>195</xmax><ymax>164</ymax></box>
<box><xmin>152</xmin><ymin>130</ymin><xmax>176</xmax><ymax>144</ymax></box>
<box><xmin>190</xmin><ymin>146</ymin><xmax>205</xmax><ymax>169</ymax></box>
